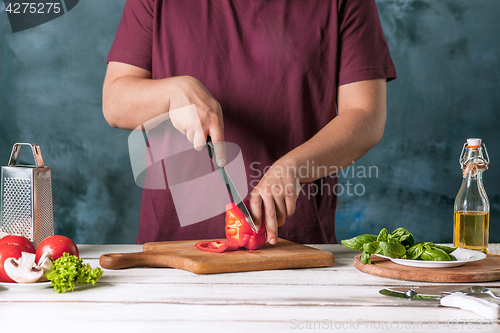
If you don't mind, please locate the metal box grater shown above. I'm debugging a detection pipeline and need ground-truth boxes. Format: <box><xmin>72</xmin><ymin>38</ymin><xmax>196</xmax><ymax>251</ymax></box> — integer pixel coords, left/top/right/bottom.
<box><xmin>0</xmin><ymin>143</ymin><xmax>54</xmax><ymax>248</ymax></box>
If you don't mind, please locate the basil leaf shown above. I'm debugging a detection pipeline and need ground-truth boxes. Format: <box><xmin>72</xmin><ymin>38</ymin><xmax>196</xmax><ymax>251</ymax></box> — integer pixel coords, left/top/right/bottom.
<box><xmin>390</xmin><ymin>227</ymin><xmax>415</xmax><ymax>247</ymax></box>
<box><xmin>361</xmin><ymin>251</ymin><xmax>372</xmax><ymax>264</ymax></box>
<box><xmin>340</xmin><ymin>234</ymin><xmax>377</xmax><ymax>251</ymax></box>
<box><xmin>421</xmin><ymin>248</ymin><xmax>451</xmax><ymax>261</ymax></box>
<box><xmin>377</xmin><ymin>228</ymin><xmax>389</xmax><ymax>242</ymax></box>
<box><xmin>432</xmin><ymin>244</ymin><xmax>456</xmax><ymax>254</ymax></box>
<box><xmin>406</xmin><ymin>243</ymin><xmax>424</xmax><ymax>260</ymax></box>
<box><xmin>363</xmin><ymin>241</ymin><xmax>383</xmax><ymax>254</ymax></box>
<box><xmin>379</xmin><ymin>241</ymin><xmax>406</xmax><ymax>258</ymax></box>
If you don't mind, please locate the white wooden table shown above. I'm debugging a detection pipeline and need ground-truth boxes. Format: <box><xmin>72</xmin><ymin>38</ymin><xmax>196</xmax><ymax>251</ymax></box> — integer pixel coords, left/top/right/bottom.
<box><xmin>1</xmin><ymin>244</ymin><xmax>500</xmax><ymax>333</ymax></box>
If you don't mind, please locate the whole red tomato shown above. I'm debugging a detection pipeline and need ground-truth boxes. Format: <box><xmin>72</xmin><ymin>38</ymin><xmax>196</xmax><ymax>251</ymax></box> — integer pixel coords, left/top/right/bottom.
<box><xmin>0</xmin><ymin>244</ymin><xmax>23</xmax><ymax>283</ymax></box>
<box><xmin>35</xmin><ymin>235</ymin><xmax>79</xmax><ymax>262</ymax></box>
<box><xmin>0</xmin><ymin>235</ymin><xmax>35</xmax><ymax>254</ymax></box>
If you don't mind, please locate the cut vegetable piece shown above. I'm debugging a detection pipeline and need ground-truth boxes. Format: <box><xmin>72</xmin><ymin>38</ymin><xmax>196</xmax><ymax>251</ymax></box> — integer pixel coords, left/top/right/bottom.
<box><xmin>225</xmin><ymin>201</ymin><xmax>267</xmax><ymax>250</ymax></box>
<box><xmin>194</xmin><ymin>240</ymin><xmax>240</xmax><ymax>253</ymax></box>
<box><xmin>4</xmin><ymin>252</ymin><xmax>44</xmax><ymax>283</ymax></box>
<box><xmin>0</xmin><ymin>244</ymin><xmax>23</xmax><ymax>282</ymax></box>
<box><xmin>36</xmin><ymin>252</ymin><xmax>53</xmax><ymax>282</ymax></box>
<box><xmin>195</xmin><ymin>241</ymin><xmax>228</xmax><ymax>253</ymax></box>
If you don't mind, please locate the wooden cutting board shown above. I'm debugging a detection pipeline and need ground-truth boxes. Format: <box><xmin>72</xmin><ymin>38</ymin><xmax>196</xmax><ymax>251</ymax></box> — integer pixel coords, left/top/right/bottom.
<box><xmin>99</xmin><ymin>238</ymin><xmax>335</xmax><ymax>274</ymax></box>
<box><xmin>353</xmin><ymin>253</ymin><xmax>500</xmax><ymax>282</ymax></box>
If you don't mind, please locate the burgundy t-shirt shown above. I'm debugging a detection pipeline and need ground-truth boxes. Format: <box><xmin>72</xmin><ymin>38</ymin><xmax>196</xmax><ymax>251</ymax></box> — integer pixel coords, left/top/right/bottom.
<box><xmin>107</xmin><ymin>0</ymin><xmax>397</xmax><ymax>244</ymax></box>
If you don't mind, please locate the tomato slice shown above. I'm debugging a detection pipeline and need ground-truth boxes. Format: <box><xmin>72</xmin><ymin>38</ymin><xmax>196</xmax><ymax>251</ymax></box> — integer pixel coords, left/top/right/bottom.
<box><xmin>195</xmin><ymin>240</ymin><xmax>240</xmax><ymax>253</ymax></box>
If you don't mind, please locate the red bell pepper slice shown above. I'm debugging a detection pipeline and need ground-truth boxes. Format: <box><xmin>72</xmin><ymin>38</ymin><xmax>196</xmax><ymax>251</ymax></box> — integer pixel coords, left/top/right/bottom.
<box><xmin>224</xmin><ymin>241</ymin><xmax>240</xmax><ymax>251</ymax></box>
<box><xmin>195</xmin><ymin>240</ymin><xmax>227</xmax><ymax>253</ymax></box>
<box><xmin>225</xmin><ymin>201</ymin><xmax>267</xmax><ymax>250</ymax></box>
<box><xmin>195</xmin><ymin>240</ymin><xmax>240</xmax><ymax>253</ymax></box>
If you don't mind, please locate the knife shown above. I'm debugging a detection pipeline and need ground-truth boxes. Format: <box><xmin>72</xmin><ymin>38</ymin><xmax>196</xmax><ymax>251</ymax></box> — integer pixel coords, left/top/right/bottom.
<box><xmin>206</xmin><ymin>136</ymin><xmax>258</xmax><ymax>233</ymax></box>
<box><xmin>380</xmin><ymin>286</ymin><xmax>500</xmax><ymax>319</ymax></box>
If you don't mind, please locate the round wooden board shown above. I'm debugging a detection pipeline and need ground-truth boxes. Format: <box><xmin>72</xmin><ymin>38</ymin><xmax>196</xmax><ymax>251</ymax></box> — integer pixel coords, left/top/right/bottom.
<box><xmin>353</xmin><ymin>253</ymin><xmax>500</xmax><ymax>283</ymax></box>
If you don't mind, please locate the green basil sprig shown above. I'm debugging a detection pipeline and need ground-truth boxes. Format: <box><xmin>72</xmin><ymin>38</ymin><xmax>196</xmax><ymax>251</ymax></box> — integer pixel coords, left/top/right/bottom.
<box><xmin>341</xmin><ymin>227</ymin><xmax>456</xmax><ymax>264</ymax></box>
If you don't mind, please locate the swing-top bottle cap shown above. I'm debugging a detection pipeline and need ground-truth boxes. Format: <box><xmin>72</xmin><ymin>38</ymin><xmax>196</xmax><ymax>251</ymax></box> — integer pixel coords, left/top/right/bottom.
<box><xmin>467</xmin><ymin>138</ymin><xmax>481</xmax><ymax>147</ymax></box>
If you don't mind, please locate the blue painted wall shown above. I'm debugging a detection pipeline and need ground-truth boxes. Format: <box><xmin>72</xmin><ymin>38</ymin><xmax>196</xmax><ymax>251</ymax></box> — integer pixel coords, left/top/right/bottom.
<box><xmin>0</xmin><ymin>0</ymin><xmax>498</xmax><ymax>244</ymax></box>
<box><xmin>336</xmin><ymin>0</ymin><xmax>500</xmax><ymax>244</ymax></box>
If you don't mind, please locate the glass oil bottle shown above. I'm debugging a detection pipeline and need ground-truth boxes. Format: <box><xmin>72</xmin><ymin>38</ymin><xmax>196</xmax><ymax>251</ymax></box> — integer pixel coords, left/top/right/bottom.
<box><xmin>454</xmin><ymin>138</ymin><xmax>490</xmax><ymax>253</ymax></box>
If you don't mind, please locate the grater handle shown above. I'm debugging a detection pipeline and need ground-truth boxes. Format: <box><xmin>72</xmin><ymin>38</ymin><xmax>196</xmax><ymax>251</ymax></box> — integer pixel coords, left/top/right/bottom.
<box><xmin>8</xmin><ymin>143</ymin><xmax>45</xmax><ymax>168</ymax></box>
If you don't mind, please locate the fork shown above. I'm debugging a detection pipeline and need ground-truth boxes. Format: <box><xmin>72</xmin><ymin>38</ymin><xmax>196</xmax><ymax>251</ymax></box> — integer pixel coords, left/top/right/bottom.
<box><xmin>462</xmin><ymin>286</ymin><xmax>500</xmax><ymax>300</ymax></box>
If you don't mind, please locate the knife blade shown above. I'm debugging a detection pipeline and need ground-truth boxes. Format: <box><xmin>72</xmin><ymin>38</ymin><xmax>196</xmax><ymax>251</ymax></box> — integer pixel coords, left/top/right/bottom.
<box><xmin>206</xmin><ymin>136</ymin><xmax>258</xmax><ymax>233</ymax></box>
<box><xmin>380</xmin><ymin>287</ymin><xmax>500</xmax><ymax>319</ymax></box>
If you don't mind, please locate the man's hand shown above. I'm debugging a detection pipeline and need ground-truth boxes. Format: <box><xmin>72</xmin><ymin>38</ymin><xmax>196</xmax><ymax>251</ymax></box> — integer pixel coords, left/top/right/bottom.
<box><xmin>249</xmin><ymin>159</ymin><xmax>300</xmax><ymax>245</ymax></box>
<box><xmin>248</xmin><ymin>79</ymin><xmax>387</xmax><ymax>243</ymax></box>
<box><xmin>103</xmin><ymin>63</ymin><xmax>226</xmax><ymax>166</ymax></box>
<box><xmin>168</xmin><ymin>76</ymin><xmax>225</xmax><ymax>165</ymax></box>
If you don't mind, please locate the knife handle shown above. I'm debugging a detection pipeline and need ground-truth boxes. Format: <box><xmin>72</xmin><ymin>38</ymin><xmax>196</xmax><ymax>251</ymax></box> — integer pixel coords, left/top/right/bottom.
<box><xmin>206</xmin><ymin>135</ymin><xmax>213</xmax><ymax>158</ymax></box>
<box><xmin>440</xmin><ymin>293</ymin><xmax>500</xmax><ymax>319</ymax></box>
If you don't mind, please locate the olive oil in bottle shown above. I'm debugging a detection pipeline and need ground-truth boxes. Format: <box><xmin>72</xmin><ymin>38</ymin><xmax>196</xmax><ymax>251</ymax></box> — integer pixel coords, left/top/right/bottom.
<box><xmin>453</xmin><ymin>138</ymin><xmax>490</xmax><ymax>253</ymax></box>
<box><xmin>454</xmin><ymin>211</ymin><xmax>489</xmax><ymax>252</ymax></box>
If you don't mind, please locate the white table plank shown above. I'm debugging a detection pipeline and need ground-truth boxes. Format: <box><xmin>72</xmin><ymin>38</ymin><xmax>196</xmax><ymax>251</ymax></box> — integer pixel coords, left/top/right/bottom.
<box><xmin>1</xmin><ymin>303</ymin><xmax>499</xmax><ymax>333</ymax></box>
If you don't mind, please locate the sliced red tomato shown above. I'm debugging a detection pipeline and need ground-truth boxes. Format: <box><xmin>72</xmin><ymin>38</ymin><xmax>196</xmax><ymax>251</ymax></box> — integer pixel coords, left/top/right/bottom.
<box><xmin>0</xmin><ymin>235</ymin><xmax>35</xmax><ymax>254</ymax></box>
<box><xmin>195</xmin><ymin>240</ymin><xmax>240</xmax><ymax>253</ymax></box>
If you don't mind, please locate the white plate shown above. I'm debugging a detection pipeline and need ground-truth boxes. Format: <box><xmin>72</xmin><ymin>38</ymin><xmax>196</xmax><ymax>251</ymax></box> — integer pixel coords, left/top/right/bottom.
<box><xmin>0</xmin><ymin>281</ymin><xmax>52</xmax><ymax>291</ymax></box>
<box><xmin>375</xmin><ymin>248</ymin><xmax>487</xmax><ymax>268</ymax></box>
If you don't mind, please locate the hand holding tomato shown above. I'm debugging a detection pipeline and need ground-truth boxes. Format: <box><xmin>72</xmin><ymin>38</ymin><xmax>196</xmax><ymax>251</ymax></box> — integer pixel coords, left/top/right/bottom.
<box><xmin>35</xmin><ymin>235</ymin><xmax>79</xmax><ymax>263</ymax></box>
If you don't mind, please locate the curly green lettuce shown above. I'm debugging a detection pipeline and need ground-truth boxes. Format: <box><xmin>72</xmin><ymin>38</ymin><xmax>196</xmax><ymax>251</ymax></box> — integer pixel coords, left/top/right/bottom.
<box><xmin>46</xmin><ymin>253</ymin><xmax>103</xmax><ymax>293</ymax></box>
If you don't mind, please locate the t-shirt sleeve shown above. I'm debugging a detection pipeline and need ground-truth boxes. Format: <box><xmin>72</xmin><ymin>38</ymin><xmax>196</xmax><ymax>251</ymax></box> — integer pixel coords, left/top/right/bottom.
<box><xmin>107</xmin><ymin>0</ymin><xmax>154</xmax><ymax>71</ymax></box>
<box><xmin>337</xmin><ymin>0</ymin><xmax>397</xmax><ymax>85</ymax></box>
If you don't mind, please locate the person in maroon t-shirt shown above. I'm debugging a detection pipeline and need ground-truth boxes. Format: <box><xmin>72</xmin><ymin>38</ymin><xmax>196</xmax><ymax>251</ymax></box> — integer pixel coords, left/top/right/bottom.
<box><xmin>103</xmin><ymin>0</ymin><xmax>396</xmax><ymax>245</ymax></box>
